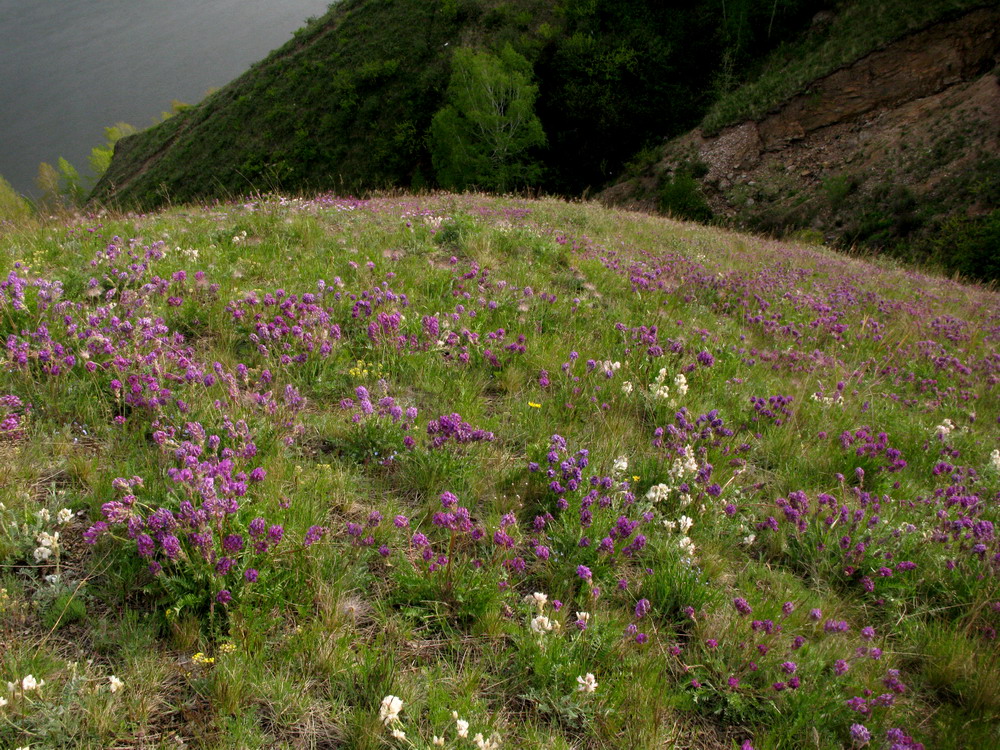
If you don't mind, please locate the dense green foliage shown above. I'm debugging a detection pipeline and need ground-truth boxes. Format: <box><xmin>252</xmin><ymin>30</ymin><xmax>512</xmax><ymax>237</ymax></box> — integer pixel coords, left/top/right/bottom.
<box><xmin>90</xmin><ymin>0</ymin><xmax>823</xmax><ymax>207</ymax></box>
<box><xmin>535</xmin><ymin>0</ymin><xmax>821</xmax><ymax>193</ymax></box>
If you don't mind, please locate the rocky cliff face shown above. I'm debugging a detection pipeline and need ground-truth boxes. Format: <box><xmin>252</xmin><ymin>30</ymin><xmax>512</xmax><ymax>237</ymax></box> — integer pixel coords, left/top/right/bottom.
<box><xmin>601</xmin><ymin>6</ymin><xmax>1000</xmax><ymax>260</ymax></box>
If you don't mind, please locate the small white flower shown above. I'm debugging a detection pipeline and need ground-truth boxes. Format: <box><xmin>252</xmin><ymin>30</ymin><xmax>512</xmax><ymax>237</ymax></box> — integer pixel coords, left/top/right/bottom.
<box><xmin>679</xmin><ymin>536</ymin><xmax>696</xmax><ymax>556</ymax></box>
<box><xmin>935</xmin><ymin>419</ymin><xmax>955</xmax><ymax>437</ymax></box>
<box><xmin>33</xmin><ymin>546</ymin><xmax>52</xmax><ymax>563</ymax></box>
<box><xmin>673</xmin><ymin>372</ymin><xmax>688</xmax><ymax>396</ymax></box>
<box><xmin>21</xmin><ymin>674</ymin><xmax>44</xmax><ymax>691</ymax></box>
<box><xmin>44</xmin><ymin>574</ymin><xmax>61</xmax><ymax>585</ymax></box>
<box><xmin>678</xmin><ymin>515</ymin><xmax>694</xmax><ymax>534</ymax></box>
<box><xmin>391</xmin><ymin>728</ymin><xmax>406</xmax><ymax>740</ymax></box>
<box><xmin>646</xmin><ymin>484</ymin><xmax>670</xmax><ymax>503</ymax></box>
<box><xmin>531</xmin><ymin>591</ymin><xmax>548</xmax><ymax>610</ymax></box>
<box><xmin>56</xmin><ymin>508</ymin><xmax>74</xmax><ymax>524</ymax></box>
<box><xmin>433</xmin><ymin>737</ymin><xmax>445</xmax><ymax>746</ymax></box>
<box><xmin>990</xmin><ymin>449</ymin><xmax>1000</xmax><ymax>472</ymax></box>
<box><xmin>36</xmin><ymin>509</ymin><xmax>51</xmax><ymax>523</ymax></box>
<box><xmin>621</xmin><ymin>381</ymin><xmax>633</xmax><ymax>394</ymax></box>
<box><xmin>662</xmin><ymin>519</ymin><xmax>677</xmax><ymax>533</ymax></box>
<box><xmin>531</xmin><ymin>615</ymin><xmax>553</xmax><ymax>634</ymax></box>
<box><xmin>379</xmin><ymin>695</ymin><xmax>403</xmax><ymax>725</ymax></box>
<box><xmin>108</xmin><ymin>675</ymin><xmax>124</xmax><ymax>693</ymax></box>
<box><xmin>0</xmin><ymin>696</ymin><xmax>7</xmax><ymax>708</ymax></box>
<box><xmin>456</xmin><ymin>718</ymin><xmax>470</xmax><ymax>738</ymax></box>
<box><xmin>576</xmin><ymin>672</ymin><xmax>598</xmax><ymax>693</ymax></box>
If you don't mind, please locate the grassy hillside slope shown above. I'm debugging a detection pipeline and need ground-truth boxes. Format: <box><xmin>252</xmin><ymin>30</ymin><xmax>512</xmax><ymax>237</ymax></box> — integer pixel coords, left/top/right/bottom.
<box><xmin>91</xmin><ymin>0</ymin><xmax>489</xmax><ymax>206</ymax></box>
<box><xmin>2</xmin><ymin>192</ymin><xmax>999</xmax><ymax>748</ymax></box>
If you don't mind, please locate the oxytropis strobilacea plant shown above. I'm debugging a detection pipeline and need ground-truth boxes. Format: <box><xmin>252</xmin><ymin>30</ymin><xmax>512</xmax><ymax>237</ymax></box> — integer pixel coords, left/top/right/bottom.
<box><xmin>85</xmin><ymin>418</ymin><xmax>325</xmax><ymax>620</ymax></box>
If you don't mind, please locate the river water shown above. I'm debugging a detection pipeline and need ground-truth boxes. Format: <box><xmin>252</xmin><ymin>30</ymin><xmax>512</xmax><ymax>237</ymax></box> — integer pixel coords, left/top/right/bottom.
<box><xmin>0</xmin><ymin>0</ymin><xmax>333</xmax><ymax>198</ymax></box>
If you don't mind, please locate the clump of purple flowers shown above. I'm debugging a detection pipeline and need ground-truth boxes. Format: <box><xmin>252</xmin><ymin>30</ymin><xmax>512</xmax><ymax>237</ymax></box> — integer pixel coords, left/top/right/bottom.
<box><xmin>426</xmin><ymin>412</ymin><xmax>494</xmax><ymax>449</ymax></box>
<box><xmin>83</xmin><ymin>418</ymin><xmax>309</xmax><ymax>612</ymax></box>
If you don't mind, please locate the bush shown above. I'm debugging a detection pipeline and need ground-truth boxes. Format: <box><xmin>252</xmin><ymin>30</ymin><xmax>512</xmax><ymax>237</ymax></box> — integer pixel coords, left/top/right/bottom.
<box><xmin>922</xmin><ymin>209</ymin><xmax>1000</xmax><ymax>282</ymax></box>
<box><xmin>659</xmin><ymin>171</ymin><xmax>713</xmax><ymax>223</ymax></box>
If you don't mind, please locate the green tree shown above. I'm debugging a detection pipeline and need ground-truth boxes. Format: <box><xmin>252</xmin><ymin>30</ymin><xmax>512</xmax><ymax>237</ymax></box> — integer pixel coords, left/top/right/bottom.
<box><xmin>35</xmin><ymin>158</ymin><xmax>87</xmax><ymax>210</ymax></box>
<box><xmin>430</xmin><ymin>44</ymin><xmax>546</xmax><ymax>192</ymax></box>
<box><xmin>88</xmin><ymin>122</ymin><xmax>138</xmax><ymax>178</ymax></box>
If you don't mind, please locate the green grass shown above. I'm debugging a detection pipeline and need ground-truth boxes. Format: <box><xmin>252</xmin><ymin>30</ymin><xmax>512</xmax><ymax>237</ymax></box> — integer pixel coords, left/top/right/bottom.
<box><xmin>1</xmin><ymin>191</ymin><xmax>999</xmax><ymax>748</ymax></box>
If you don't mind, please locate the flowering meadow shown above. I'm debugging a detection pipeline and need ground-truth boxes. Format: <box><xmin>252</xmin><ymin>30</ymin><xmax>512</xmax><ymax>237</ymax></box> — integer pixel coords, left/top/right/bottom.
<box><xmin>1</xmin><ymin>193</ymin><xmax>999</xmax><ymax>749</ymax></box>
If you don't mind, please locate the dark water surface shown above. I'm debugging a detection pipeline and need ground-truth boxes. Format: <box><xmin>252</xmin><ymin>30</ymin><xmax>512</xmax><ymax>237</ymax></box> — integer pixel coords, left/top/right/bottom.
<box><xmin>1</xmin><ymin>0</ymin><xmax>332</xmax><ymax>198</ymax></box>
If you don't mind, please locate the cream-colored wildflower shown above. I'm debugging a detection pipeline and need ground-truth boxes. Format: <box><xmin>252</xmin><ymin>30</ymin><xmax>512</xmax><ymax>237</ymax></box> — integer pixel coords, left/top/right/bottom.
<box><xmin>673</xmin><ymin>372</ymin><xmax>688</xmax><ymax>397</ymax></box>
<box><xmin>391</xmin><ymin>728</ymin><xmax>406</xmax><ymax>740</ymax></box>
<box><xmin>56</xmin><ymin>508</ymin><xmax>74</xmax><ymax>524</ymax></box>
<box><xmin>21</xmin><ymin>675</ymin><xmax>44</xmax><ymax>691</ymax></box>
<box><xmin>531</xmin><ymin>615</ymin><xmax>553</xmax><ymax>634</ymax></box>
<box><xmin>456</xmin><ymin>718</ymin><xmax>470</xmax><ymax>738</ymax></box>
<box><xmin>475</xmin><ymin>732</ymin><xmax>502</xmax><ymax>750</ymax></box>
<box><xmin>531</xmin><ymin>591</ymin><xmax>548</xmax><ymax>610</ymax></box>
<box><xmin>646</xmin><ymin>483</ymin><xmax>670</xmax><ymax>503</ymax></box>
<box><xmin>379</xmin><ymin>695</ymin><xmax>403</xmax><ymax>725</ymax></box>
<box><xmin>108</xmin><ymin>675</ymin><xmax>124</xmax><ymax>693</ymax></box>
<box><xmin>678</xmin><ymin>515</ymin><xmax>694</xmax><ymax>534</ymax></box>
<box><xmin>433</xmin><ymin>736</ymin><xmax>445</xmax><ymax>746</ymax></box>
<box><xmin>576</xmin><ymin>673</ymin><xmax>598</xmax><ymax>693</ymax></box>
